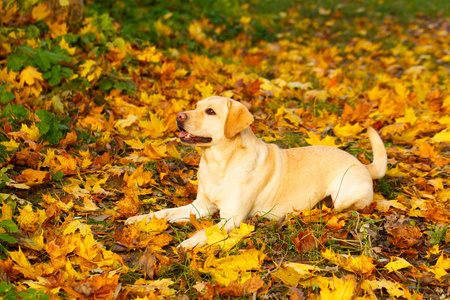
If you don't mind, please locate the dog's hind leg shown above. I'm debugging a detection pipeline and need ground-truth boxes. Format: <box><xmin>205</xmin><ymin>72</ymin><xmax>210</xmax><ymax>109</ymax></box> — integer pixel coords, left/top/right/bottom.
<box><xmin>327</xmin><ymin>165</ymin><xmax>374</xmax><ymax>211</ymax></box>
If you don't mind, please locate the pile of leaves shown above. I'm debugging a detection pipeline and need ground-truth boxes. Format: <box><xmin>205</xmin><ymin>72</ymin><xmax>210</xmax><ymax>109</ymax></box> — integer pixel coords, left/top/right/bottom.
<box><xmin>0</xmin><ymin>0</ymin><xmax>449</xmax><ymax>299</ymax></box>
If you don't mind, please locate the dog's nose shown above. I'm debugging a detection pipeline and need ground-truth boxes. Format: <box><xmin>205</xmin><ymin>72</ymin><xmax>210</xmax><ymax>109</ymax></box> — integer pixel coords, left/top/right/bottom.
<box><xmin>176</xmin><ymin>112</ymin><xmax>187</xmax><ymax>123</ymax></box>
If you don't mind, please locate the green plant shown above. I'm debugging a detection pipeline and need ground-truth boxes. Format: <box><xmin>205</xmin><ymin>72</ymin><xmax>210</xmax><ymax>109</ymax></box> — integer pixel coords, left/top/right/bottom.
<box><xmin>0</xmin><ymin>282</ymin><xmax>51</xmax><ymax>300</ymax></box>
<box><xmin>0</xmin><ymin>219</ymin><xmax>18</xmax><ymax>254</ymax></box>
<box><xmin>35</xmin><ymin>109</ymin><xmax>71</xmax><ymax>145</ymax></box>
<box><xmin>427</xmin><ymin>226</ymin><xmax>447</xmax><ymax>246</ymax></box>
<box><xmin>0</xmin><ymin>85</ymin><xmax>15</xmax><ymax>104</ymax></box>
<box><xmin>6</xmin><ymin>44</ymin><xmax>74</xmax><ymax>87</ymax></box>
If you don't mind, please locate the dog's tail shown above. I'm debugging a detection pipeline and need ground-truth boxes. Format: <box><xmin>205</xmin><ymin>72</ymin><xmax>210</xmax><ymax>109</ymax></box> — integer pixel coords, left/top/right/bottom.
<box><xmin>365</xmin><ymin>127</ymin><xmax>387</xmax><ymax>180</ymax></box>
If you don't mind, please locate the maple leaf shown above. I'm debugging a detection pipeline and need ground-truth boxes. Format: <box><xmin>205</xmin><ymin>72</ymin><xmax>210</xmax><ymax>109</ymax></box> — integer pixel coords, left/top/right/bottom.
<box><xmin>0</xmin><ymin>138</ymin><xmax>20</xmax><ymax>151</ymax></box>
<box><xmin>319</xmin><ymin>275</ymin><xmax>356</xmax><ymax>300</ymax></box>
<box><xmin>31</xmin><ymin>3</ymin><xmax>51</xmax><ymax>21</ymax></box>
<box><xmin>80</xmin><ymin>60</ymin><xmax>102</xmax><ymax>82</ymax></box>
<box><xmin>45</xmin><ymin>19</ymin><xmax>68</xmax><ymax>38</ymax></box>
<box><xmin>361</xmin><ymin>279</ymin><xmax>412</xmax><ymax>299</ymax></box>
<box><xmin>16</xmin><ymin>169</ymin><xmax>51</xmax><ymax>186</ymax></box>
<box><xmin>275</xmin><ymin>105</ymin><xmax>302</xmax><ymax>127</ymax></box>
<box><xmin>385</xmin><ymin>257</ymin><xmax>413</xmax><ymax>273</ymax></box>
<box><xmin>432</xmin><ymin>129</ymin><xmax>450</xmax><ymax>143</ymax></box>
<box><xmin>272</xmin><ymin>262</ymin><xmax>323</xmax><ymax>286</ymax></box>
<box><xmin>387</xmin><ymin>224</ymin><xmax>422</xmax><ymax>248</ymax></box>
<box><xmin>395</xmin><ymin>107</ymin><xmax>418</xmax><ymax>125</ymax></box>
<box><xmin>205</xmin><ymin>223</ymin><xmax>254</xmax><ymax>251</ymax></box>
<box><xmin>322</xmin><ymin>249</ymin><xmax>375</xmax><ymax>276</ymax></box>
<box><xmin>19</xmin><ymin>66</ymin><xmax>43</xmax><ymax>87</ymax></box>
<box><xmin>305</xmin><ymin>131</ymin><xmax>339</xmax><ymax>147</ymax></box>
<box><xmin>9</xmin><ymin>247</ymin><xmax>37</xmax><ymax>279</ymax></box>
<box><xmin>195</xmin><ymin>82</ymin><xmax>215</xmax><ymax>98</ymax></box>
<box><xmin>59</xmin><ymin>38</ymin><xmax>76</xmax><ymax>55</ymax></box>
<box><xmin>200</xmin><ymin>248</ymin><xmax>265</xmax><ymax>286</ymax></box>
<box><xmin>126</xmin><ymin>278</ymin><xmax>176</xmax><ymax>297</ymax></box>
<box><xmin>154</xmin><ymin>19</ymin><xmax>173</xmax><ymax>37</ymax></box>
<box><xmin>293</xmin><ymin>230</ymin><xmax>327</xmax><ymax>254</ymax></box>
<box><xmin>15</xmin><ymin>204</ymin><xmax>46</xmax><ymax>234</ymax></box>
<box><xmin>136</xmin><ymin>46</ymin><xmax>161</xmax><ymax>62</ymax></box>
<box><xmin>333</xmin><ymin>122</ymin><xmax>364</xmax><ymax>138</ymax></box>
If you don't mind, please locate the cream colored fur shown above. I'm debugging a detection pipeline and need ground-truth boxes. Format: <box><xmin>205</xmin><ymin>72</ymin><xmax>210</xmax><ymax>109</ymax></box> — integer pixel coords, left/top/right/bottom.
<box><xmin>126</xmin><ymin>96</ymin><xmax>387</xmax><ymax>248</ymax></box>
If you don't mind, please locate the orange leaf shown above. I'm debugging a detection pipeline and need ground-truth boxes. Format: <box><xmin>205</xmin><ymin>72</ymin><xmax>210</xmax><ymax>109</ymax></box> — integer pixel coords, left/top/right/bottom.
<box><xmin>31</xmin><ymin>3</ymin><xmax>51</xmax><ymax>21</ymax></box>
<box><xmin>16</xmin><ymin>169</ymin><xmax>51</xmax><ymax>185</ymax></box>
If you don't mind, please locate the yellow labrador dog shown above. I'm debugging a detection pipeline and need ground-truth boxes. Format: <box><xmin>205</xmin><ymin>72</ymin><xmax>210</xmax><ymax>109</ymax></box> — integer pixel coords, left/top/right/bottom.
<box><xmin>126</xmin><ymin>96</ymin><xmax>387</xmax><ymax>248</ymax></box>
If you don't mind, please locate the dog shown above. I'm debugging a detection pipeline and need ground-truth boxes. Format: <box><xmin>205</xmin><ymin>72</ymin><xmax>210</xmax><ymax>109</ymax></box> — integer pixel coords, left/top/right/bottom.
<box><xmin>125</xmin><ymin>96</ymin><xmax>387</xmax><ymax>248</ymax></box>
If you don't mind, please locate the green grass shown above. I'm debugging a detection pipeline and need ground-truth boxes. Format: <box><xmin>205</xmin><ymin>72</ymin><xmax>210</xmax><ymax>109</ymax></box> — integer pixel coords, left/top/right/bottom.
<box><xmin>88</xmin><ymin>0</ymin><xmax>450</xmax><ymax>53</ymax></box>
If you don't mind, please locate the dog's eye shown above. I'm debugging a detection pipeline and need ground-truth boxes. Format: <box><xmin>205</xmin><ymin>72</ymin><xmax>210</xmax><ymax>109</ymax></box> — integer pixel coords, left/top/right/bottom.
<box><xmin>205</xmin><ymin>108</ymin><xmax>216</xmax><ymax>115</ymax></box>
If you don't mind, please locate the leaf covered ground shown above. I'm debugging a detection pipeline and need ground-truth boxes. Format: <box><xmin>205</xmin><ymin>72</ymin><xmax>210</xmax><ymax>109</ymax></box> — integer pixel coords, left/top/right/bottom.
<box><xmin>0</xmin><ymin>0</ymin><xmax>450</xmax><ymax>299</ymax></box>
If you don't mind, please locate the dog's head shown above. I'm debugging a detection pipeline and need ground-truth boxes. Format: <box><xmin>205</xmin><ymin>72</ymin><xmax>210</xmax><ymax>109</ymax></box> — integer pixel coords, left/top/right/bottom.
<box><xmin>176</xmin><ymin>96</ymin><xmax>254</xmax><ymax>146</ymax></box>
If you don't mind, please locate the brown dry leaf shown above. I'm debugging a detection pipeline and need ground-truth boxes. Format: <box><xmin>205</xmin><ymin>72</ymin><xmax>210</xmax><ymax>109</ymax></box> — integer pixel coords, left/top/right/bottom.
<box><xmin>293</xmin><ymin>230</ymin><xmax>327</xmax><ymax>254</ymax></box>
<box><xmin>387</xmin><ymin>224</ymin><xmax>422</xmax><ymax>248</ymax></box>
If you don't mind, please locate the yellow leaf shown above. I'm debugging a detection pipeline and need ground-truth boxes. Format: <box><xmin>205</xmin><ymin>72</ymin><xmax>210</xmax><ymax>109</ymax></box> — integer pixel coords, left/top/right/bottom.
<box><xmin>59</xmin><ymin>0</ymin><xmax>69</xmax><ymax>7</ymax></box>
<box><xmin>273</xmin><ymin>262</ymin><xmax>323</xmax><ymax>286</ymax></box>
<box><xmin>385</xmin><ymin>257</ymin><xmax>413</xmax><ymax>272</ymax></box>
<box><xmin>136</xmin><ymin>46</ymin><xmax>161</xmax><ymax>62</ymax></box>
<box><xmin>115</xmin><ymin>114</ymin><xmax>138</xmax><ymax>129</ymax></box>
<box><xmin>322</xmin><ymin>249</ymin><xmax>375</xmax><ymax>276</ymax></box>
<box><xmin>0</xmin><ymin>201</ymin><xmax>13</xmax><ymax>221</ymax></box>
<box><xmin>21</xmin><ymin>123</ymin><xmax>41</xmax><ymax>142</ymax></box>
<box><xmin>362</xmin><ymin>279</ymin><xmax>411</xmax><ymax>299</ymax></box>
<box><xmin>74</xmin><ymin>197</ymin><xmax>100</xmax><ymax>212</ymax></box>
<box><xmin>80</xmin><ymin>60</ymin><xmax>102</xmax><ymax>82</ymax></box>
<box><xmin>14</xmin><ymin>228</ymin><xmax>45</xmax><ymax>251</ymax></box>
<box><xmin>154</xmin><ymin>19</ymin><xmax>173</xmax><ymax>37</ymax></box>
<box><xmin>135</xmin><ymin>216</ymin><xmax>169</xmax><ymax>233</ymax></box>
<box><xmin>140</xmin><ymin>113</ymin><xmax>168</xmax><ymax>138</ymax></box>
<box><xmin>287</xmin><ymin>81</ymin><xmax>313</xmax><ymax>90</ymax></box>
<box><xmin>188</xmin><ymin>21</ymin><xmax>206</xmax><ymax>42</ymax></box>
<box><xmin>124</xmin><ymin>164</ymin><xmax>155</xmax><ymax>187</ymax></box>
<box><xmin>305</xmin><ymin>131</ymin><xmax>339</xmax><ymax>147</ymax></box>
<box><xmin>63</xmin><ymin>220</ymin><xmax>92</xmax><ymax>236</ymax></box>
<box><xmin>395</xmin><ymin>107</ymin><xmax>418</xmax><ymax>125</ymax></box>
<box><xmin>0</xmin><ymin>138</ymin><xmax>20</xmax><ymax>151</ymax></box>
<box><xmin>59</xmin><ymin>38</ymin><xmax>76</xmax><ymax>55</ymax></box>
<box><xmin>124</xmin><ymin>138</ymin><xmax>145</xmax><ymax>150</ymax></box>
<box><xmin>127</xmin><ymin>278</ymin><xmax>176</xmax><ymax>296</ymax></box>
<box><xmin>201</xmin><ymin>248</ymin><xmax>265</xmax><ymax>286</ymax></box>
<box><xmin>19</xmin><ymin>66</ymin><xmax>43</xmax><ymax>87</ymax></box>
<box><xmin>45</xmin><ymin>20</ymin><xmax>68</xmax><ymax>38</ymax></box>
<box><xmin>16</xmin><ymin>204</ymin><xmax>46</xmax><ymax>234</ymax></box>
<box><xmin>333</xmin><ymin>123</ymin><xmax>364</xmax><ymax>138</ymax></box>
<box><xmin>31</xmin><ymin>3</ymin><xmax>51</xmax><ymax>21</ymax></box>
<box><xmin>240</xmin><ymin>16</ymin><xmax>251</xmax><ymax>25</ymax></box>
<box><xmin>304</xmin><ymin>89</ymin><xmax>329</xmax><ymax>101</ymax></box>
<box><xmin>195</xmin><ymin>82</ymin><xmax>215</xmax><ymax>98</ymax></box>
<box><xmin>394</xmin><ymin>82</ymin><xmax>409</xmax><ymax>98</ymax></box>
<box><xmin>9</xmin><ymin>247</ymin><xmax>36</xmax><ymax>279</ymax></box>
<box><xmin>275</xmin><ymin>106</ymin><xmax>302</xmax><ymax>127</ymax></box>
<box><xmin>205</xmin><ymin>223</ymin><xmax>254</xmax><ymax>251</ymax></box>
<box><xmin>432</xmin><ymin>129</ymin><xmax>450</xmax><ymax>143</ymax></box>
<box><xmin>320</xmin><ymin>275</ymin><xmax>356</xmax><ymax>300</ymax></box>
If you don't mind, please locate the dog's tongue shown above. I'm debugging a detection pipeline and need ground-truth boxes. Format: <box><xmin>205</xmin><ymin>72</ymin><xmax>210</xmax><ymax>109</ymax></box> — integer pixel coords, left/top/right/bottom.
<box><xmin>179</xmin><ymin>131</ymin><xmax>190</xmax><ymax>138</ymax></box>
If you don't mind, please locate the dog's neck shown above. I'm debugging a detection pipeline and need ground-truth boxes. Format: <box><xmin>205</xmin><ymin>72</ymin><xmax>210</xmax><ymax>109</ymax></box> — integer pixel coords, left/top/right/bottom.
<box><xmin>200</xmin><ymin>127</ymin><xmax>257</xmax><ymax>171</ymax></box>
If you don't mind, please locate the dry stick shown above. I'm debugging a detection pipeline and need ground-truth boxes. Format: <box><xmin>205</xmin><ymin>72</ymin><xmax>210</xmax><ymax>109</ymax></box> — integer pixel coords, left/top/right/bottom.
<box><xmin>254</xmin><ymin>257</ymin><xmax>285</xmax><ymax>300</ymax></box>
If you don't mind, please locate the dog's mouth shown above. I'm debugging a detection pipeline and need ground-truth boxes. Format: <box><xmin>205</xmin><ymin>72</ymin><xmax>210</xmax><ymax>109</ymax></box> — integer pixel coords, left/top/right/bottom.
<box><xmin>178</xmin><ymin>126</ymin><xmax>212</xmax><ymax>144</ymax></box>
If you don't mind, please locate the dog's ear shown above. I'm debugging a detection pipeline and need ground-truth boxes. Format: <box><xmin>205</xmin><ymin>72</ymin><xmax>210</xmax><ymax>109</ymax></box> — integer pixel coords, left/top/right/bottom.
<box><xmin>224</xmin><ymin>99</ymin><xmax>254</xmax><ymax>139</ymax></box>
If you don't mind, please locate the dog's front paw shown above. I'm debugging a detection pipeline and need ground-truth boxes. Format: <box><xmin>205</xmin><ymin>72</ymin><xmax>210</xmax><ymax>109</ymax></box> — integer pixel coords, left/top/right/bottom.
<box><xmin>177</xmin><ymin>230</ymin><xmax>207</xmax><ymax>249</ymax></box>
<box><xmin>125</xmin><ymin>214</ymin><xmax>150</xmax><ymax>225</ymax></box>
<box><xmin>178</xmin><ymin>238</ymin><xmax>206</xmax><ymax>249</ymax></box>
